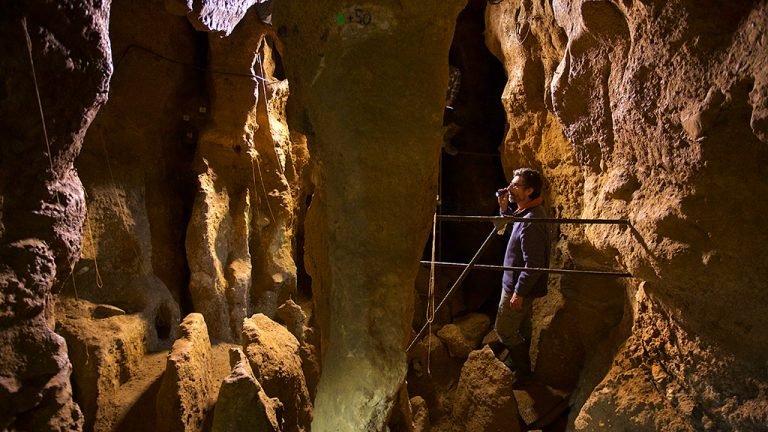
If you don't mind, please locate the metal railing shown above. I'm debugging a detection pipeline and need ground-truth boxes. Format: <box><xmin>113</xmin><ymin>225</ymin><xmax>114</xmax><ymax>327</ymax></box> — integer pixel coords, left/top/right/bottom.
<box><xmin>407</xmin><ymin>214</ymin><xmax>633</xmax><ymax>352</ymax></box>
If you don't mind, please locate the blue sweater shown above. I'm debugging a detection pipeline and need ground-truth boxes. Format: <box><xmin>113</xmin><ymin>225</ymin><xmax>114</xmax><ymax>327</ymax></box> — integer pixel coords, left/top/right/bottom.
<box><xmin>501</xmin><ymin>204</ymin><xmax>551</xmax><ymax>297</ymax></box>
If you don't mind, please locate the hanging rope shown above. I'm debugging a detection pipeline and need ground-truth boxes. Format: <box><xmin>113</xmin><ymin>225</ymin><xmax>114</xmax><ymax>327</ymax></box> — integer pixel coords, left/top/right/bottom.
<box><xmin>514</xmin><ymin>20</ymin><xmax>531</xmax><ymax>45</ymax></box>
<box><xmin>250</xmin><ymin>149</ymin><xmax>276</xmax><ymax>224</ymax></box>
<box><xmin>256</xmin><ymin>48</ymin><xmax>285</xmax><ymax>176</ymax></box>
<box><xmin>22</xmin><ymin>18</ymin><xmax>55</xmax><ymax>177</ymax></box>
<box><xmin>83</xmin><ymin>190</ymin><xmax>104</xmax><ymax>289</ymax></box>
<box><xmin>425</xmin><ymin>206</ymin><xmax>438</xmax><ymax>374</ymax></box>
<box><xmin>22</xmin><ymin>17</ymin><xmax>85</xmax><ymax>296</ymax></box>
<box><xmin>407</xmin><ymin>227</ymin><xmax>500</xmax><ymax>352</ymax></box>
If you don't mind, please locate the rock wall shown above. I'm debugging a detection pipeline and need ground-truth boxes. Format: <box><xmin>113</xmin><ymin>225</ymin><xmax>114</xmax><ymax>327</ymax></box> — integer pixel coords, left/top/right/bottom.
<box><xmin>486</xmin><ymin>0</ymin><xmax>768</xmax><ymax>429</ymax></box>
<box><xmin>273</xmin><ymin>1</ymin><xmax>465</xmax><ymax>430</ymax></box>
<box><xmin>0</xmin><ymin>1</ymin><xmax>112</xmax><ymax>430</ymax></box>
<box><xmin>183</xmin><ymin>10</ymin><xmax>308</xmax><ymax>342</ymax></box>
<box><xmin>48</xmin><ymin>0</ymin><xmax>309</xmax><ymax>428</ymax></box>
<box><xmin>6</xmin><ymin>0</ymin><xmax>768</xmax><ymax>430</ymax></box>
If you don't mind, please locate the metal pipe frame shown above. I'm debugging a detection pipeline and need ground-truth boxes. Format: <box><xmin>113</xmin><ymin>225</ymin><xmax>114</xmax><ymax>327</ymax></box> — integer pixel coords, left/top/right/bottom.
<box><xmin>419</xmin><ymin>261</ymin><xmax>632</xmax><ymax>277</ymax></box>
<box><xmin>437</xmin><ymin>214</ymin><xmax>631</xmax><ymax>225</ymax></box>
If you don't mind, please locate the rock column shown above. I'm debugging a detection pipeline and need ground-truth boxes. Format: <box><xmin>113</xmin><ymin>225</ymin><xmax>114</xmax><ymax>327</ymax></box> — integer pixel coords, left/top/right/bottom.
<box><xmin>274</xmin><ymin>2</ymin><xmax>464</xmax><ymax>430</ymax></box>
<box><xmin>0</xmin><ymin>1</ymin><xmax>112</xmax><ymax>429</ymax></box>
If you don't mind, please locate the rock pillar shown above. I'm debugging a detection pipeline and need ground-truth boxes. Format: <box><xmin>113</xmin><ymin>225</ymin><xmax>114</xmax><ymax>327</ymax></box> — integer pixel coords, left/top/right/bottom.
<box><xmin>0</xmin><ymin>1</ymin><xmax>112</xmax><ymax>429</ymax></box>
<box><xmin>274</xmin><ymin>2</ymin><xmax>464</xmax><ymax>430</ymax></box>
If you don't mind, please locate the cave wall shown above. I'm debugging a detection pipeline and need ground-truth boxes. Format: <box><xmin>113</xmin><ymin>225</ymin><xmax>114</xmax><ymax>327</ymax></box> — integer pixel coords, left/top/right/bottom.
<box><xmin>486</xmin><ymin>0</ymin><xmax>768</xmax><ymax>429</ymax></box>
<box><xmin>274</xmin><ymin>1</ymin><xmax>466</xmax><ymax>430</ymax></box>
<box><xmin>0</xmin><ymin>1</ymin><xmax>112</xmax><ymax>429</ymax></box>
<box><xmin>5</xmin><ymin>0</ymin><xmax>768</xmax><ymax>430</ymax></box>
<box><xmin>51</xmin><ymin>0</ymin><xmax>310</xmax><ymax>429</ymax></box>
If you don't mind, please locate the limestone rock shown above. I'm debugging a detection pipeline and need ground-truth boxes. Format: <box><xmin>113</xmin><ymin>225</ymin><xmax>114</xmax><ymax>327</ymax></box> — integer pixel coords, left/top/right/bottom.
<box><xmin>185</xmin><ymin>10</ymin><xmax>306</xmax><ymax>341</ymax></box>
<box><xmin>437</xmin><ymin>325</ymin><xmax>472</xmax><ymax>359</ymax></box>
<box><xmin>451</xmin><ymin>346</ymin><xmax>520</xmax><ymax>432</ymax></box>
<box><xmin>242</xmin><ymin>314</ymin><xmax>311</xmax><ymax>432</ymax></box>
<box><xmin>407</xmin><ymin>332</ymin><xmax>458</xmax><ymax>421</ymax></box>
<box><xmin>298</xmin><ymin>326</ymin><xmax>321</xmax><ymax>402</ymax></box>
<box><xmin>411</xmin><ymin>396</ymin><xmax>430</xmax><ymax>432</ymax></box>
<box><xmin>0</xmin><ymin>318</ymin><xmax>85</xmax><ymax>431</ymax></box>
<box><xmin>0</xmin><ymin>0</ymin><xmax>111</xmax><ymax>428</ymax></box>
<box><xmin>276</xmin><ymin>299</ymin><xmax>307</xmax><ymax>343</ymax></box>
<box><xmin>212</xmin><ymin>347</ymin><xmax>282</xmax><ymax>432</ymax></box>
<box><xmin>487</xmin><ymin>0</ymin><xmax>768</xmax><ymax>429</ymax></box>
<box><xmin>70</xmin><ymin>0</ymin><xmax>190</xmax><ymax>353</ymax></box>
<box><xmin>179</xmin><ymin>0</ymin><xmax>258</xmax><ymax>36</ymax></box>
<box><xmin>56</xmin><ymin>299</ymin><xmax>152</xmax><ymax>431</ymax></box>
<box><xmin>437</xmin><ymin>313</ymin><xmax>490</xmax><ymax>359</ymax></box>
<box><xmin>156</xmin><ymin>313</ymin><xmax>215</xmax><ymax>432</ymax></box>
<box><xmin>572</xmin><ymin>286</ymin><xmax>768</xmax><ymax>430</ymax></box>
<box><xmin>275</xmin><ymin>0</ymin><xmax>466</xmax><ymax>428</ymax></box>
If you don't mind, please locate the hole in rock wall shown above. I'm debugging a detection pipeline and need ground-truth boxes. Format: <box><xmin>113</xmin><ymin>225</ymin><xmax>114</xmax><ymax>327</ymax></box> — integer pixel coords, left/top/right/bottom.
<box><xmin>154</xmin><ymin>301</ymin><xmax>173</xmax><ymax>341</ymax></box>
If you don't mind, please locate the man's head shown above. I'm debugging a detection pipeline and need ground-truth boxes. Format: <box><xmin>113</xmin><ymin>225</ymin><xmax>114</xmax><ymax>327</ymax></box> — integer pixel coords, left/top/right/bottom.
<box><xmin>507</xmin><ymin>168</ymin><xmax>543</xmax><ymax>203</ymax></box>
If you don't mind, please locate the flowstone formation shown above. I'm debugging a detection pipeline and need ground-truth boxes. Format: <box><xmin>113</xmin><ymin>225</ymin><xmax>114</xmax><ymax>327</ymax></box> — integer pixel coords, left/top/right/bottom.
<box><xmin>274</xmin><ymin>1</ymin><xmax>465</xmax><ymax>430</ymax></box>
<box><xmin>485</xmin><ymin>0</ymin><xmax>768</xmax><ymax>429</ymax></box>
<box><xmin>0</xmin><ymin>1</ymin><xmax>112</xmax><ymax>429</ymax></box>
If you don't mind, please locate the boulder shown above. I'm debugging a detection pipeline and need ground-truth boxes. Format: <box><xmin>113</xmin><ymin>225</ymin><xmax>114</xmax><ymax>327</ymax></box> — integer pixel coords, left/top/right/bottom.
<box><xmin>212</xmin><ymin>347</ymin><xmax>282</xmax><ymax>432</ymax></box>
<box><xmin>156</xmin><ymin>313</ymin><xmax>215</xmax><ymax>432</ymax></box>
<box><xmin>242</xmin><ymin>314</ymin><xmax>311</xmax><ymax>432</ymax></box>
<box><xmin>437</xmin><ymin>313</ymin><xmax>491</xmax><ymax>358</ymax></box>
<box><xmin>451</xmin><ymin>346</ymin><xmax>520</xmax><ymax>432</ymax></box>
<box><xmin>56</xmin><ymin>299</ymin><xmax>151</xmax><ymax>431</ymax></box>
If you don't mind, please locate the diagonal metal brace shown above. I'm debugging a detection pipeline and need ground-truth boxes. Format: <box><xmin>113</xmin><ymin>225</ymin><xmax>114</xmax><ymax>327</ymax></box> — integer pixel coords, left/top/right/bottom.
<box><xmin>406</xmin><ymin>226</ymin><xmax>499</xmax><ymax>352</ymax></box>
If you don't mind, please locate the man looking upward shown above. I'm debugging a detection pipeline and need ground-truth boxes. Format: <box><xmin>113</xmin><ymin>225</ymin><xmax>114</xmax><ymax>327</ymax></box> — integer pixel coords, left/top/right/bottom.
<box><xmin>495</xmin><ymin>168</ymin><xmax>551</xmax><ymax>385</ymax></box>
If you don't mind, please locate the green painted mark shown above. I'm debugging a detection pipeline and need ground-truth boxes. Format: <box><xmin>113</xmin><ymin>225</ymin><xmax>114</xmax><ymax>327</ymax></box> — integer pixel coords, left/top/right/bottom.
<box><xmin>335</xmin><ymin>13</ymin><xmax>346</xmax><ymax>25</ymax></box>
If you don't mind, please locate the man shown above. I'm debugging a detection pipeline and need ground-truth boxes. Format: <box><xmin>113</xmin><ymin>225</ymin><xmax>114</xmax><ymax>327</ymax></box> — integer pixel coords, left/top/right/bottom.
<box><xmin>495</xmin><ymin>168</ymin><xmax>550</xmax><ymax>385</ymax></box>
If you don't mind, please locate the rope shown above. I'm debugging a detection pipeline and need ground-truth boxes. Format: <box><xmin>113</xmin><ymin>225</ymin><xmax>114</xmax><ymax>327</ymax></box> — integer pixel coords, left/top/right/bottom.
<box><xmin>514</xmin><ymin>20</ymin><xmax>531</xmax><ymax>45</ymax></box>
<box><xmin>22</xmin><ymin>18</ymin><xmax>54</xmax><ymax>177</ymax></box>
<box><xmin>115</xmin><ymin>44</ymin><xmax>280</xmax><ymax>85</ymax></box>
<box><xmin>256</xmin><ymin>49</ymin><xmax>285</xmax><ymax>175</ymax></box>
<box><xmin>83</xmin><ymin>191</ymin><xmax>104</xmax><ymax>289</ymax></box>
<box><xmin>22</xmin><ymin>17</ymin><xmax>83</xmax><ymax>295</ymax></box>
<box><xmin>425</xmin><ymin>208</ymin><xmax>438</xmax><ymax>374</ymax></box>
<box><xmin>407</xmin><ymin>226</ymin><xmax>500</xmax><ymax>352</ymax></box>
<box><xmin>251</xmin><ymin>149</ymin><xmax>276</xmax><ymax>224</ymax></box>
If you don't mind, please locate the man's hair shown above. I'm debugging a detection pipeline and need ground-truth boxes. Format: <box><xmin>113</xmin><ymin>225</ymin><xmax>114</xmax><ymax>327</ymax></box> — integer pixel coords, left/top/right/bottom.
<box><xmin>513</xmin><ymin>168</ymin><xmax>544</xmax><ymax>199</ymax></box>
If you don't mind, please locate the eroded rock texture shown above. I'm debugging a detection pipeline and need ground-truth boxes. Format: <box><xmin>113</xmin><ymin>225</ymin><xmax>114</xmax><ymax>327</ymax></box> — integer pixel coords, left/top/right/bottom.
<box><xmin>274</xmin><ymin>1</ymin><xmax>466</xmax><ymax>430</ymax></box>
<box><xmin>449</xmin><ymin>346</ymin><xmax>519</xmax><ymax>432</ymax></box>
<box><xmin>156</xmin><ymin>313</ymin><xmax>215</xmax><ymax>432</ymax></box>
<box><xmin>185</xmin><ymin>10</ymin><xmax>308</xmax><ymax>341</ymax></box>
<box><xmin>242</xmin><ymin>313</ymin><xmax>310</xmax><ymax>432</ymax></box>
<box><xmin>0</xmin><ymin>1</ymin><xmax>112</xmax><ymax>430</ymax></box>
<box><xmin>486</xmin><ymin>0</ymin><xmax>768</xmax><ymax>429</ymax></box>
<box><xmin>211</xmin><ymin>347</ymin><xmax>282</xmax><ymax>432</ymax></box>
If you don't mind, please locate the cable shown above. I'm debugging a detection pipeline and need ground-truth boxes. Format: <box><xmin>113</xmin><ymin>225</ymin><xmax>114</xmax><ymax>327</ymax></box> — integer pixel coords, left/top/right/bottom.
<box><xmin>114</xmin><ymin>43</ymin><xmax>280</xmax><ymax>84</ymax></box>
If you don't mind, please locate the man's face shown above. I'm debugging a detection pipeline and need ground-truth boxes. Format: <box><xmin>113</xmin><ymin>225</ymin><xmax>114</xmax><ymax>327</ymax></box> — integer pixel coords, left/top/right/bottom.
<box><xmin>507</xmin><ymin>175</ymin><xmax>531</xmax><ymax>203</ymax></box>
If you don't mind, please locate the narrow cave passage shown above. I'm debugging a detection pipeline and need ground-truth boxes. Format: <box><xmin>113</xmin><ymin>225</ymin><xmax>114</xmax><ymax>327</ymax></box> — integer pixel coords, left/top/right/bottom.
<box><xmin>407</xmin><ymin>2</ymin><xmax>629</xmax><ymax>431</ymax></box>
<box><xmin>414</xmin><ymin>0</ymin><xmax>508</xmax><ymax>333</ymax></box>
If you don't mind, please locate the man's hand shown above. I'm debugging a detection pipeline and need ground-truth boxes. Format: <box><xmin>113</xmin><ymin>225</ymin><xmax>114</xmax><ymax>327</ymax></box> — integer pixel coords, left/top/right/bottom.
<box><xmin>509</xmin><ymin>293</ymin><xmax>525</xmax><ymax>311</ymax></box>
<box><xmin>497</xmin><ymin>188</ymin><xmax>509</xmax><ymax>213</ymax></box>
